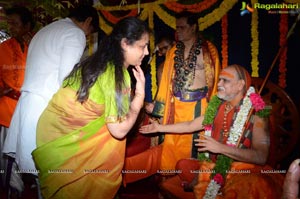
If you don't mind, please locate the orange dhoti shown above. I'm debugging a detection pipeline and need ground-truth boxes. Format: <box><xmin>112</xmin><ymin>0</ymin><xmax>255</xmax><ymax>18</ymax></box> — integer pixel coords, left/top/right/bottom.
<box><xmin>160</xmin><ymin>159</ymin><xmax>284</xmax><ymax>199</ymax></box>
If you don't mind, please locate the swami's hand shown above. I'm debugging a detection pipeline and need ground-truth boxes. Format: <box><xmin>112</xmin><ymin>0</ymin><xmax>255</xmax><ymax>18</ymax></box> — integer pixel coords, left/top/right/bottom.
<box><xmin>195</xmin><ymin>135</ymin><xmax>223</xmax><ymax>154</ymax></box>
<box><xmin>139</xmin><ymin>118</ymin><xmax>160</xmax><ymax>134</ymax></box>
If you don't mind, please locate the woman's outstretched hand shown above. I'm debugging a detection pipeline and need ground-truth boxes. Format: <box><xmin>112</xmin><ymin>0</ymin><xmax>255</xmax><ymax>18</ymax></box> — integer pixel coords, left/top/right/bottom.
<box><xmin>139</xmin><ymin>118</ymin><xmax>160</xmax><ymax>134</ymax></box>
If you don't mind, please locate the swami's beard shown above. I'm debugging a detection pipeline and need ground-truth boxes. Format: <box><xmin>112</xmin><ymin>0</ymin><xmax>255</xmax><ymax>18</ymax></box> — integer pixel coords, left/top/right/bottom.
<box><xmin>217</xmin><ymin>93</ymin><xmax>232</xmax><ymax>101</ymax></box>
<box><xmin>217</xmin><ymin>87</ymin><xmax>235</xmax><ymax>101</ymax></box>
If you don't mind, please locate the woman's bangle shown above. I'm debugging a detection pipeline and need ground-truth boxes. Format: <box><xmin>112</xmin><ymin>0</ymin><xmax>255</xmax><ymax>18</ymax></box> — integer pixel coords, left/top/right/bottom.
<box><xmin>134</xmin><ymin>93</ymin><xmax>144</xmax><ymax>98</ymax></box>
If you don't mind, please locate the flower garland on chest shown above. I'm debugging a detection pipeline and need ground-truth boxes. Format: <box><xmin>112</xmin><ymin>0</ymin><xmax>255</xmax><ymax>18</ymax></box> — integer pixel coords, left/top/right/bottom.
<box><xmin>198</xmin><ymin>86</ymin><xmax>270</xmax><ymax>199</ymax></box>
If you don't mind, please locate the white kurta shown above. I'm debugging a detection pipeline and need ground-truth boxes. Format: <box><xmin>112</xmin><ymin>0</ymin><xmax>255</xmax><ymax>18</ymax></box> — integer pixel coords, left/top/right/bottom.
<box><xmin>3</xmin><ymin>18</ymin><xmax>86</xmax><ymax>174</ymax></box>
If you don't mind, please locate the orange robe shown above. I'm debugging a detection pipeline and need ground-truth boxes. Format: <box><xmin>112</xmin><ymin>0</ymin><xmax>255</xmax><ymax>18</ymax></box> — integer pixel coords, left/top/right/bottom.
<box><xmin>154</xmin><ymin>40</ymin><xmax>220</xmax><ymax>172</ymax></box>
<box><xmin>0</xmin><ymin>38</ymin><xmax>27</xmax><ymax>127</ymax></box>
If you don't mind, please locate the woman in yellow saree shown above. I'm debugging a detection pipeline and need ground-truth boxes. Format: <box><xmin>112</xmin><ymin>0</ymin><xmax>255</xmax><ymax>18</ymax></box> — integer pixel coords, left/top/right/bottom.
<box><xmin>32</xmin><ymin>17</ymin><xmax>150</xmax><ymax>199</ymax></box>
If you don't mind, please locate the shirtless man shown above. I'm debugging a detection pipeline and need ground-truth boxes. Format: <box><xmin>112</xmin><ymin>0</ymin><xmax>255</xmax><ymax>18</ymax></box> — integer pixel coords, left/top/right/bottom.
<box><xmin>146</xmin><ymin>11</ymin><xmax>220</xmax><ymax>173</ymax></box>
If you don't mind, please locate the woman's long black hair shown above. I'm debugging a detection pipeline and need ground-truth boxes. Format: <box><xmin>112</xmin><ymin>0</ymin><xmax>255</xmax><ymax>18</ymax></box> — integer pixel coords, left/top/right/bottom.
<box><xmin>64</xmin><ymin>17</ymin><xmax>150</xmax><ymax>116</ymax></box>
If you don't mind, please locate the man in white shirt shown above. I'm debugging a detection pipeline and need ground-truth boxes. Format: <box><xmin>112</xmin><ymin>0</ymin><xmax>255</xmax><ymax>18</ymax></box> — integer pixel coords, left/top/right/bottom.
<box><xmin>3</xmin><ymin>4</ymin><xmax>99</xmax><ymax>194</ymax></box>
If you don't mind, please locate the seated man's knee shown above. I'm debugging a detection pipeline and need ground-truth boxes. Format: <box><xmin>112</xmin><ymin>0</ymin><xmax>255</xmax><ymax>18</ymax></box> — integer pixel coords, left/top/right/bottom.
<box><xmin>176</xmin><ymin>159</ymin><xmax>199</xmax><ymax>183</ymax></box>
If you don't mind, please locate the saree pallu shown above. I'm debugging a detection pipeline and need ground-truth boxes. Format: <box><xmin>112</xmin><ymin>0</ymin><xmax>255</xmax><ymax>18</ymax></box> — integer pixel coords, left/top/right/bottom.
<box><xmin>32</xmin><ymin>87</ymin><xmax>126</xmax><ymax>199</ymax></box>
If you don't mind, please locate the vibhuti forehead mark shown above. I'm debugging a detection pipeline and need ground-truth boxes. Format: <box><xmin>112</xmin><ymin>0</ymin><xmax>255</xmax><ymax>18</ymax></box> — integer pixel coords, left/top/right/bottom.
<box><xmin>220</xmin><ymin>70</ymin><xmax>234</xmax><ymax>79</ymax></box>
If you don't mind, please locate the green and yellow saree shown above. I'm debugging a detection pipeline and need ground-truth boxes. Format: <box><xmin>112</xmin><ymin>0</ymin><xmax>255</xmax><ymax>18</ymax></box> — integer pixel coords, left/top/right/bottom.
<box><xmin>32</xmin><ymin>64</ymin><xmax>131</xmax><ymax>199</ymax></box>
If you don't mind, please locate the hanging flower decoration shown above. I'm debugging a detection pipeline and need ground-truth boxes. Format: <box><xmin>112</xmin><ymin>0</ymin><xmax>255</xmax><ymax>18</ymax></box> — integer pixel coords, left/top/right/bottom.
<box><xmin>100</xmin><ymin>9</ymin><xmax>138</xmax><ymax>24</ymax></box>
<box><xmin>163</xmin><ymin>0</ymin><xmax>218</xmax><ymax>13</ymax></box>
<box><xmin>198</xmin><ymin>0</ymin><xmax>238</xmax><ymax>31</ymax></box>
<box><xmin>251</xmin><ymin>0</ymin><xmax>259</xmax><ymax>77</ymax></box>
<box><xmin>98</xmin><ymin>14</ymin><xmax>113</xmax><ymax>34</ymax></box>
<box><xmin>221</xmin><ymin>14</ymin><xmax>228</xmax><ymax>69</ymax></box>
<box><xmin>279</xmin><ymin>13</ymin><xmax>288</xmax><ymax>88</ymax></box>
<box><xmin>198</xmin><ymin>86</ymin><xmax>270</xmax><ymax>198</ymax></box>
<box><xmin>154</xmin><ymin>4</ymin><xmax>176</xmax><ymax>29</ymax></box>
<box><xmin>94</xmin><ymin>0</ymin><xmax>238</xmax><ymax>33</ymax></box>
<box><xmin>147</xmin><ymin>10</ymin><xmax>157</xmax><ymax>101</ymax></box>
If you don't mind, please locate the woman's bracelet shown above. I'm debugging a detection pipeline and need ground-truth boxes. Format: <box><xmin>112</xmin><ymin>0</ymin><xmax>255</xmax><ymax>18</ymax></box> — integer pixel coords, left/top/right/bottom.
<box><xmin>134</xmin><ymin>93</ymin><xmax>144</xmax><ymax>98</ymax></box>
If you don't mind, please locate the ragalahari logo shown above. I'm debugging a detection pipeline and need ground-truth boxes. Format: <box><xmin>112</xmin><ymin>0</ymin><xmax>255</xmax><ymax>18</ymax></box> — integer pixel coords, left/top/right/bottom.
<box><xmin>240</xmin><ymin>2</ymin><xmax>254</xmax><ymax>16</ymax></box>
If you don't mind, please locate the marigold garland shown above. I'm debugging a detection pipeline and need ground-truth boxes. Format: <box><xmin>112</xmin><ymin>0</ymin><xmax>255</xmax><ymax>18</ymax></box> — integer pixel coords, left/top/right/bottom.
<box><xmin>99</xmin><ymin>14</ymin><xmax>113</xmax><ymax>35</ymax></box>
<box><xmin>148</xmin><ymin>10</ymin><xmax>158</xmax><ymax>100</ymax></box>
<box><xmin>138</xmin><ymin>7</ymin><xmax>149</xmax><ymax>21</ymax></box>
<box><xmin>95</xmin><ymin>1</ymin><xmax>237</xmax><ymax>34</ymax></box>
<box><xmin>250</xmin><ymin>0</ymin><xmax>259</xmax><ymax>77</ymax></box>
<box><xmin>100</xmin><ymin>9</ymin><xmax>138</xmax><ymax>24</ymax></box>
<box><xmin>279</xmin><ymin>13</ymin><xmax>288</xmax><ymax>88</ymax></box>
<box><xmin>198</xmin><ymin>0</ymin><xmax>238</xmax><ymax>31</ymax></box>
<box><xmin>221</xmin><ymin>14</ymin><xmax>228</xmax><ymax>69</ymax></box>
<box><xmin>154</xmin><ymin>4</ymin><xmax>176</xmax><ymax>29</ymax></box>
<box><xmin>164</xmin><ymin>0</ymin><xmax>218</xmax><ymax>13</ymax></box>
